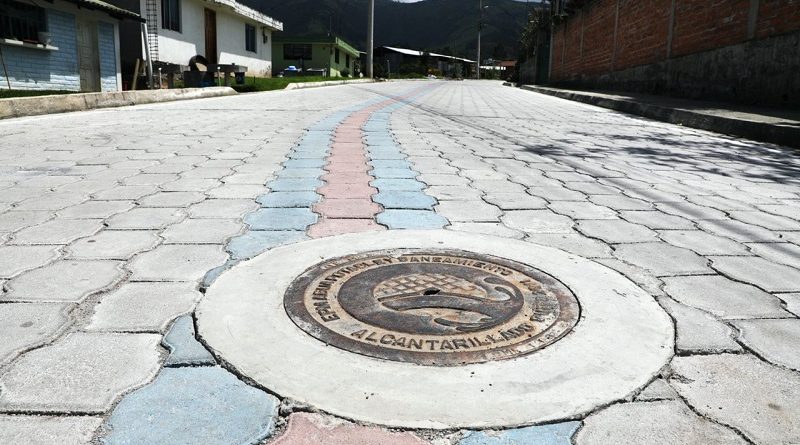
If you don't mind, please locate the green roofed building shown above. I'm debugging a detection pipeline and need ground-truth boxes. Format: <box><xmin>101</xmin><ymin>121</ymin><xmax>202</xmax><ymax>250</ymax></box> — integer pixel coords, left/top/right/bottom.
<box><xmin>272</xmin><ymin>35</ymin><xmax>360</xmax><ymax>78</ymax></box>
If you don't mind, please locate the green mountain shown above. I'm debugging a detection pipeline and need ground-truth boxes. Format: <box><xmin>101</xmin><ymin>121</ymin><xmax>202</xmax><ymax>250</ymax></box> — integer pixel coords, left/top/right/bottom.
<box><xmin>242</xmin><ymin>0</ymin><xmax>541</xmax><ymax>60</ymax></box>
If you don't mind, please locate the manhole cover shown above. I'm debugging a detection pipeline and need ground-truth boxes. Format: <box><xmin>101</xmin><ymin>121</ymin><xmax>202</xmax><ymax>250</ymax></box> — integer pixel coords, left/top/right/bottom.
<box><xmin>284</xmin><ymin>249</ymin><xmax>580</xmax><ymax>365</ymax></box>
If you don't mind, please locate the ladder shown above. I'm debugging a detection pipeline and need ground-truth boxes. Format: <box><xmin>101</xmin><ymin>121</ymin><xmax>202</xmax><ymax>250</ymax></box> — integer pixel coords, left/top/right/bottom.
<box><xmin>144</xmin><ymin>0</ymin><xmax>159</xmax><ymax>61</ymax></box>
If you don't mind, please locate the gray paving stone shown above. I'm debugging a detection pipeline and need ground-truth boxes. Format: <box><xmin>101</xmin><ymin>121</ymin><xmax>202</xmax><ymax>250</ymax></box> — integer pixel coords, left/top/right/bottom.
<box><xmin>424</xmin><ymin>185</ymin><xmax>483</xmax><ymax>201</ymax></box>
<box><xmin>747</xmin><ymin>242</ymin><xmax>800</xmax><ymax>269</ymax></box>
<box><xmin>657</xmin><ymin>230</ymin><xmax>749</xmax><ymax>255</ymax></box>
<box><xmin>447</xmin><ymin>222</ymin><xmax>524</xmax><ymax>239</ymax></box>
<box><xmin>130</xmin><ymin>245</ymin><xmax>227</xmax><ymax>282</ymax></box>
<box><xmin>757</xmin><ymin>204</ymin><xmax>800</xmax><ymax>221</ymax></box>
<box><xmin>779</xmin><ymin>293</ymin><xmax>800</xmax><ymax>316</ymax></box>
<box><xmin>549</xmin><ymin>201</ymin><xmax>617</xmax><ymax>219</ymax></box>
<box><xmin>619</xmin><ymin>210</ymin><xmax>696</xmax><ymax>230</ymax></box>
<box><xmin>257</xmin><ymin>191</ymin><xmax>320</xmax><ymax>208</ymax></box>
<box><xmin>596</xmin><ymin>258</ymin><xmax>666</xmax><ymax>296</ymax></box>
<box><xmin>207</xmin><ymin>184</ymin><xmax>266</xmax><ymax>199</ymax></box>
<box><xmin>526</xmin><ymin>233</ymin><xmax>613</xmax><ymax>258</ymax></box>
<box><xmin>501</xmin><ymin>210</ymin><xmax>574</xmax><ymax>233</ymax></box>
<box><xmin>0</xmin><ymin>333</ymin><xmax>161</xmax><ymax>413</ymax></box>
<box><xmin>0</xmin><ymin>211</ymin><xmax>52</xmax><ymax>232</ymax></box>
<box><xmin>0</xmin><ymin>245</ymin><xmax>59</xmax><ymax>278</ymax></box>
<box><xmin>730</xmin><ymin>210</ymin><xmax>800</xmax><ymax>230</ymax></box>
<box><xmin>67</xmin><ymin>231</ymin><xmax>161</xmax><ymax>260</ymax></box>
<box><xmin>94</xmin><ymin>185</ymin><xmax>159</xmax><ymax>201</ymax></box>
<box><xmin>663</xmin><ymin>275</ymin><xmax>789</xmax><ymax>319</ymax></box>
<box><xmin>614</xmin><ymin>242</ymin><xmax>711</xmax><ymax>276</ymax></box>
<box><xmin>103</xmin><ymin>367</ymin><xmax>278</xmax><ymax>445</ymax></box>
<box><xmin>11</xmin><ymin>219</ymin><xmax>103</xmax><ymax>245</ymax></box>
<box><xmin>590</xmin><ymin>194</ymin><xmax>653</xmax><ymax>210</ymax></box>
<box><xmin>459</xmin><ymin>421</ymin><xmax>580</xmax><ymax>445</ymax></box>
<box><xmin>0</xmin><ymin>415</ymin><xmax>103</xmax><ymax>445</ymax></box>
<box><xmin>162</xmin><ymin>219</ymin><xmax>243</xmax><ymax>244</ymax></box>
<box><xmin>4</xmin><ymin>260</ymin><xmax>124</xmax><ymax>302</ymax></box>
<box><xmin>375</xmin><ymin>191</ymin><xmax>437</xmax><ymax>210</ymax></box>
<box><xmin>671</xmin><ymin>354</ymin><xmax>800</xmax><ymax>445</ymax></box>
<box><xmin>227</xmin><ymin>231</ymin><xmax>309</xmax><ymax>260</ymax></box>
<box><xmin>434</xmin><ymin>200</ymin><xmax>500</xmax><ymax>222</ymax></box>
<box><xmin>472</xmin><ymin>179</ymin><xmax>526</xmax><ymax>193</ymax></box>
<box><xmin>13</xmin><ymin>193</ymin><xmax>88</xmax><ymax>211</ymax></box>
<box><xmin>575</xmin><ymin>400</ymin><xmax>747</xmax><ymax>445</ymax></box>
<box><xmin>376</xmin><ymin>210</ymin><xmax>448</xmax><ymax>229</ymax></box>
<box><xmin>58</xmin><ymin>200</ymin><xmax>135</xmax><ymax>218</ymax></box>
<box><xmin>417</xmin><ymin>174</ymin><xmax>470</xmax><ymax>186</ymax></box>
<box><xmin>635</xmin><ymin>379</ymin><xmax>679</xmax><ymax>401</ymax></box>
<box><xmin>138</xmin><ymin>192</ymin><xmax>206</xmax><ymax>208</ymax></box>
<box><xmin>162</xmin><ymin>178</ymin><xmax>221</xmax><ymax>192</ymax></box>
<box><xmin>371</xmin><ymin>178</ymin><xmax>425</xmax><ymax>191</ymax></box>
<box><xmin>658</xmin><ymin>297</ymin><xmax>741</xmax><ymax>353</ymax></box>
<box><xmin>371</xmin><ymin>167</ymin><xmax>418</xmax><ymax>178</ymax></box>
<box><xmin>0</xmin><ymin>302</ymin><xmax>70</xmax><ymax>365</ymax></box>
<box><xmin>710</xmin><ymin>256</ymin><xmax>800</xmax><ymax>292</ymax></box>
<box><xmin>688</xmin><ymin>195</ymin><xmax>754</xmax><ymax>211</ymax></box>
<box><xmin>106</xmin><ymin>208</ymin><xmax>186</xmax><ymax>230</ymax></box>
<box><xmin>244</xmin><ymin>208</ymin><xmax>317</xmax><ymax>231</ymax></box>
<box><xmin>267</xmin><ymin>178</ymin><xmax>323</xmax><ymax>191</ymax></box>
<box><xmin>189</xmin><ymin>199</ymin><xmax>259</xmax><ymax>218</ymax></box>
<box><xmin>88</xmin><ymin>282</ymin><xmax>200</xmax><ymax>332</ymax></box>
<box><xmin>733</xmin><ymin>319</ymin><xmax>800</xmax><ymax>371</ymax></box>
<box><xmin>697</xmin><ymin>219</ymin><xmax>782</xmax><ymax>242</ymax></box>
<box><xmin>163</xmin><ymin>315</ymin><xmax>216</xmax><ymax>366</ymax></box>
<box><xmin>577</xmin><ymin>219</ymin><xmax>658</xmax><ymax>243</ymax></box>
<box><xmin>483</xmin><ymin>193</ymin><xmax>548</xmax><ymax>210</ymax></box>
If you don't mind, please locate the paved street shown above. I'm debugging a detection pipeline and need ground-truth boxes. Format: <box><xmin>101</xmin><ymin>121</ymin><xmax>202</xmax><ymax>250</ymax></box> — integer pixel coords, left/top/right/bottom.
<box><xmin>1</xmin><ymin>80</ymin><xmax>799</xmax><ymax>444</ymax></box>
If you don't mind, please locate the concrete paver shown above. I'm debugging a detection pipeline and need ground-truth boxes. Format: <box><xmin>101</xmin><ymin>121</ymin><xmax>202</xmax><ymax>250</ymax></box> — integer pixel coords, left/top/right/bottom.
<box><xmin>67</xmin><ymin>231</ymin><xmax>160</xmax><ymax>260</ymax></box>
<box><xmin>162</xmin><ymin>315</ymin><xmax>216</xmax><ymax>366</ymax></box>
<box><xmin>87</xmin><ymin>282</ymin><xmax>200</xmax><ymax>332</ymax></box>
<box><xmin>0</xmin><ymin>302</ymin><xmax>70</xmax><ymax>365</ymax></box>
<box><xmin>459</xmin><ymin>422</ymin><xmax>580</xmax><ymax>445</ymax></box>
<box><xmin>269</xmin><ymin>412</ymin><xmax>429</xmax><ymax>445</ymax></box>
<box><xmin>733</xmin><ymin>319</ymin><xmax>800</xmax><ymax>371</ymax></box>
<box><xmin>0</xmin><ymin>245</ymin><xmax>59</xmax><ymax>278</ymax></box>
<box><xmin>663</xmin><ymin>275</ymin><xmax>790</xmax><ymax>318</ymax></box>
<box><xmin>3</xmin><ymin>260</ymin><xmax>124</xmax><ymax>302</ymax></box>
<box><xmin>0</xmin><ymin>415</ymin><xmax>102</xmax><ymax>445</ymax></box>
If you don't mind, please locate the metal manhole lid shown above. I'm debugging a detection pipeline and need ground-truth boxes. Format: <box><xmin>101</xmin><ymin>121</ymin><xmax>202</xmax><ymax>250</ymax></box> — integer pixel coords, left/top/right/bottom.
<box><xmin>284</xmin><ymin>249</ymin><xmax>580</xmax><ymax>366</ymax></box>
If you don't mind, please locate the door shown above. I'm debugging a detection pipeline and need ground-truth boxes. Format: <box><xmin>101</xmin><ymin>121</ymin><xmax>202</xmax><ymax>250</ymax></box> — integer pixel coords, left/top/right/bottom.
<box><xmin>204</xmin><ymin>9</ymin><xmax>217</xmax><ymax>64</ymax></box>
<box><xmin>76</xmin><ymin>19</ymin><xmax>100</xmax><ymax>92</ymax></box>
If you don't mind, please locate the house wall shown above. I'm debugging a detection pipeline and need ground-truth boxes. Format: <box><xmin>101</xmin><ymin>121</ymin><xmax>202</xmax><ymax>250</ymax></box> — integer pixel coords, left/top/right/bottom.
<box><xmin>272</xmin><ymin>42</ymin><xmax>356</xmax><ymax>77</ymax></box>
<box><xmin>549</xmin><ymin>0</ymin><xmax>800</xmax><ymax>107</ymax></box>
<box><xmin>216</xmin><ymin>12</ymin><xmax>271</xmax><ymax>76</ymax></box>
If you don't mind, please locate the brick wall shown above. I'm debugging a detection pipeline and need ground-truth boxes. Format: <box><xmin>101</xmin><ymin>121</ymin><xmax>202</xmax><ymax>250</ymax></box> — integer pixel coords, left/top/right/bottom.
<box><xmin>0</xmin><ymin>10</ymin><xmax>81</xmax><ymax>91</ymax></box>
<box><xmin>98</xmin><ymin>22</ymin><xmax>118</xmax><ymax>92</ymax></box>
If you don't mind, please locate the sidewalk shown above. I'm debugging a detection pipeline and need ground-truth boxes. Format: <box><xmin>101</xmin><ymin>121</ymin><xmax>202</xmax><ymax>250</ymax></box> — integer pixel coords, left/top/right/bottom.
<box><xmin>517</xmin><ymin>85</ymin><xmax>800</xmax><ymax>149</ymax></box>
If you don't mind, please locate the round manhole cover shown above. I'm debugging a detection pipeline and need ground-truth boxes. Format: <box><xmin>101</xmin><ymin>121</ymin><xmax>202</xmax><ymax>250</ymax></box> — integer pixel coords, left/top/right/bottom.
<box><xmin>284</xmin><ymin>249</ymin><xmax>580</xmax><ymax>365</ymax></box>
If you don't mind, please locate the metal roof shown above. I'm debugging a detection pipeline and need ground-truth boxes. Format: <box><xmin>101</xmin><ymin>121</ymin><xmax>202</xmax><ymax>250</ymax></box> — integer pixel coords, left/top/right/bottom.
<box><xmin>381</xmin><ymin>46</ymin><xmax>475</xmax><ymax>64</ymax></box>
<box><xmin>204</xmin><ymin>0</ymin><xmax>283</xmax><ymax>30</ymax></box>
<box><xmin>69</xmin><ymin>0</ymin><xmax>144</xmax><ymax>21</ymax></box>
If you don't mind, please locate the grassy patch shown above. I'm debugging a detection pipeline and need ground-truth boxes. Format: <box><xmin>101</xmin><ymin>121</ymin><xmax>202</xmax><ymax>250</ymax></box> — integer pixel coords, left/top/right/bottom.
<box><xmin>231</xmin><ymin>76</ymin><xmax>350</xmax><ymax>93</ymax></box>
<box><xmin>0</xmin><ymin>90</ymin><xmax>75</xmax><ymax>99</ymax></box>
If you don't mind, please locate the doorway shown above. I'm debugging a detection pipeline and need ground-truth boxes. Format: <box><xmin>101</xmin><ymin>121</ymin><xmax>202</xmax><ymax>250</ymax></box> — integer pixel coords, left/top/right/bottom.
<box><xmin>76</xmin><ymin>19</ymin><xmax>100</xmax><ymax>92</ymax></box>
<box><xmin>204</xmin><ymin>9</ymin><xmax>217</xmax><ymax>64</ymax></box>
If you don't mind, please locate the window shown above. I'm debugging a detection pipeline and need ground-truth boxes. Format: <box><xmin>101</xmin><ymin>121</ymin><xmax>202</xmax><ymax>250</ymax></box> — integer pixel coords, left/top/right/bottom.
<box><xmin>346</xmin><ymin>54</ymin><xmax>350</xmax><ymax>67</ymax></box>
<box><xmin>334</xmin><ymin>48</ymin><xmax>340</xmax><ymax>64</ymax></box>
<box><xmin>284</xmin><ymin>43</ymin><xmax>311</xmax><ymax>60</ymax></box>
<box><xmin>0</xmin><ymin>0</ymin><xmax>46</xmax><ymax>42</ymax></box>
<box><xmin>161</xmin><ymin>0</ymin><xmax>180</xmax><ymax>32</ymax></box>
<box><xmin>245</xmin><ymin>24</ymin><xmax>256</xmax><ymax>52</ymax></box>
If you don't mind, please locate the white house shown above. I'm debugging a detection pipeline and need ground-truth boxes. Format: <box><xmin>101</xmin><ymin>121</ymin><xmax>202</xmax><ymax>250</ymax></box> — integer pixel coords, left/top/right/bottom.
<box><xmin>108</xmin><ymin>0</ymin><xmax>282</xmax><ymax>87</ymax></box>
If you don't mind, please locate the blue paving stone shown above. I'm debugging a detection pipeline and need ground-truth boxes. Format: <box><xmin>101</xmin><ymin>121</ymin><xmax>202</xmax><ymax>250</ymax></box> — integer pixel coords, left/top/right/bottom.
<box><xmin>458</xmin><ymin>422</ymin><xmax>581</xmax><ymax>445</ymax></box>
<box><xmin>276</xmin><ymin>168</ymin><xmax>325</xmax><ymax>179</ymax></box>
<box><xmin>257</xmin><ymin>191</ymin><xmax>320</xmax><ymax>207</ymax></box>
<box><xmin>283</xmin><ymin>159</ymin><xmax>325</xmax><ymax>169</ymax></box>
<box><xmin>266</xmin><ymin>178</ymin><xmax>323</xmax><ymax>191</ymax></box>
<box><xmin>244</xmin><ymin>207</ymin><xmax>317</xmax><ymax>231</ymax></box>
<box><xmin>369</xmin><ymin>150</ymin><xmax>406</xmax><ymax>160</ymax></box>
<box><xmin>290</xmin><ymin>149</ymin><xmax>328</xmax><ymax>159</ymax></box>
<box><xmin>162</xmin><ymin>316</ymin><xmax>216</xmax><ymax>367</ymax></box>
<box><xmin>103</xmin><ymin>367</ymin><xmax>278</xmax><ymax>445</ymax></box>
<box><xmin>227</xmin><ymin>231</ymin><xmax>309</xmax><ymax>260</ymax></box>
<box><xmin>201</xmin><ymin>260</ymin><xmax>238</xmax><ymax>288</ymax></box>
<box><xmin>377</xmin><ymin>210</ymin><xmax>448</xmax><ymax>229</ymax></box>
<box><xmin>374</xmin><ymin>191</ymin><xmax>437</xmax><ymax>210</ymax></box>
<box><xmin>370</xmin><ymin>159</ymin><xmax>412</xmax><ymax>169</ymax></box>
<box><xmin>371</xmin><ymin>168</ymin><xmax>419</xmax><ymax>179</ymax></box>
<box><xmin>371</xmin><ymin>178</ymin><xmax>426</xmax><ymax>191</ymax></box>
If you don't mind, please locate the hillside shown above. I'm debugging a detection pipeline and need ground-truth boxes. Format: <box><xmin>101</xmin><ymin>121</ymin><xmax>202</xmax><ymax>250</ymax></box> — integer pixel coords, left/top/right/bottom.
<box><xmin>241</xmin><ymin>0</ymin><xmax>542</xmax><ymax>60</ymax></box>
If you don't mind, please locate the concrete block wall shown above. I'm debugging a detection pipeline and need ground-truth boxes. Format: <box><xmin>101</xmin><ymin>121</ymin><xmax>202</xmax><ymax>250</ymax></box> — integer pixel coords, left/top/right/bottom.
<box><xmin>98</xmin><ymin>22</ymin><xmax>118</xmax><ymax>92</ymax></box>
<box><xmin>0</xmin><ymin>10</ymin><xmax>81</xmax><ymax>91</ymax></box>
<box><xmin>550</xmin><ymin>0</ymin><xmax>800</xmax><ymax>107</ymax></box>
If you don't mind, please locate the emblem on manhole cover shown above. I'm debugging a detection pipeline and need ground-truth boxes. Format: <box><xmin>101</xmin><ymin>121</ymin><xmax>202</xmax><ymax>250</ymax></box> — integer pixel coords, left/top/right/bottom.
<box><xmin>284</xmin><ymin>249</ymin><xmax>580</xmax><ymax>365</ymax></box>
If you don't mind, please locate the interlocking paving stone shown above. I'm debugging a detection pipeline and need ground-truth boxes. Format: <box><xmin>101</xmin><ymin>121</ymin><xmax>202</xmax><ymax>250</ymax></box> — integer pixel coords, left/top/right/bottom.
<box><xmin>732</xmin><ymin>319</ymin><xmax>800</xmax><ymax>371</ymax></box>
<box><xmin>425</xmin><ymin>185</ymin><xmax>484</xmax><ymax>200</ymax></box>
<box><xmin>4</xmin><ymin>260</ymin><xmax>123</xmax><ymax>302</ymax></box>
<box><xmin>87</xmin><ymin>282</ymin><xmax>200</xmax><ymax>332</ymax></box>
<box><xmin>307</xmin><ymin>219</ymin><xmax>386</xmax><ymax>238</ymax></box>
<box><xmin>370</xmin><ymin>167</ymin><xmax>418</xmax><ymax>178</ymax></box>
<box><xmin>162</xmin><ymin>219</ymin><xmax>243</xmax><ymax>244</ymax></box>
<box><xmin>663</xmin><ymin>275</ymin><xmax>790</xmax><ymax>318</ymax></box>
<box><xmin>11</xmin><ymin>219</ymin><xmax>103</xmax><ymax>245</ymax></box>
<box><xmin>0</xmin><ymin>211</ymin><xmax>52</xmax><ymax>232</ymax></box>
<box><xmin>0</xmin><ymin>302</ymin><xmax>70</xmax><ymax>365</ymax></box>
<box><xmin>671</xmin><ymin>354</ymin><xmax>800</xmax><ymax>445</ymax></box>
<box><xmin>780</xmin><ymin>293</ymin><xmax>800</xmax><ymax>316</ymax></box>
<box><xmin>189</xmin><ymin>199</ymin><xmax>259</xmax><ymax>218</ymax></box>
<box><xmin>501</xmin><ymin>210</ymin><xmax>574</xmax><ymax>233</ymax></box>
<box><xmin>729</xmin><ymin>210</ymin><xmax>800</xmax><ymax>231</ymax></box>
<box><xmin>129</xmin><ymin>245</ymin><xmax>227</xmax><ymax>282</ymax></box>
<box><xmin>13</xmin><ymin>193</ymin><xmax>88</xmax><ymax>211</ymax></box>
<box><xmin>163</xmin><ymin>315</ymin><xmax>216</xmax><ymax>366</ymax></box>
<box><xmin>58</xmin><ymin>200</ymin><xmax>135</xmax><ymax>218</ymax></box>
<box><xmin>244</xmin><ymin>208</ymin><xmax>318</xmax><ymax>231</ymax></box>
<box><xmin>376</xmin><ymin>210</ymin><xmax>448</xmax><ymax>229</ymax></box>
<box><xmin>267</xmin><ymin>178</ymin><xmax>323</xmax><ymax>191</ymax></box>
<box><xmin>227</xmin><ymin>231</ymin><xmax>309</xmax><ymax>260</ymax></box>
<box><xmin>0</xmin><ymin>246</ymin><xmax>59</xmax><ymax>278</ymax></box>
<box><xmin>94</xmin><ymin>185</ymin><xmax>159</xmax><ymax>200</ymax></box>
<box><xmin>527</xmin><ymin>186</ymin><xmax>586</xmax><ymax>201</ymax></box>
<box><xmin>635</xmin><ymin>379</ymin><xmax>679</xmax><ymax>401</ymax></box>
<box><xmin>657</xmin><ymin>230</ymin><xmax>749</xmax><ymax>255</ymax></box>
<box><xmin>370</xmin><ymin>178</ymin><xmax>426</xmax><ymax>191</ymax></box>
<box><xmin>106</xmin><ymin>208</ymin><xmax>186</xmax><ymax>229</ymax></box>
<box><xmin>526</xmin><ymin>233</ymin><xmax>614</xmax><ymax>258</ymax></box>
<box><xmin>0</xmin><ymin>333</ymin><xmax>161</xmax><ymax>413</ymax></box>
<box><xmin>269</xmin><ymin>412</ymin><xmax>428</xmax><ymax>445</ymax></box>
<box><xmin>574</xmin><ymin>401</ymin><xmax>747</xmax><ymax>445</ymax></box>
<box><xmin>710</xmin><ymin>256</ymin><xmax>800</xmax><ymax>292</ymax></box>
<box><xmin>549</xmin><ymin>201</ymin><xmax>618</xmax><ymax>219</ymax></box>
<box><xmin>577</xmin><ymin>219</ymin><xmax>658</xmax><ymax>243</ymax></box>
<box><xmin>0</xmin><ymin>415</ymin><xmax>103</xmax><ymax>445</ymax></box>
<box><xmin>313</xmin><ymin>199</ymin><xmax>382</xmax><ymax>218</ymax></box>
<box><xmin>448</xmin><ymin>222</ymin><xmax>525</xmax><ymax>239</ymax></box>
<box><xmin>619</xmin><ymin>210</ymin><xmax>696</xmax><ymax>230</ymax></box>
<box><xmin>596</xmin><ymin>258</ymin><xmax>666</xmax><ymax>296</ymax></box>
<box><xmin>697</xmin><ymin>219</ymin><xmax>782</xmax><ymax>242</ymax></box>
<box><xmin>67</xmin><ymin>231</ymin><xmax>161</xmax><ymax>260</ymax></box>
<box><xmin>258</xmin><ymin>191</ymin><xmax>321</xmax><ymax>208</ymax></box>
<box><xmin>658</xmin><ymin>297</ymin><xmax>741</xmax><ymax>353</ymax></box>
<box><xmin>104</xmin><ymin>367</ymin><xmax>278</xmax><ymax>445</ymax></box>
<box><xmin>374</xmin><ymin>191</ymin><xmax>437</xmax><ymax>210</ymax></box>
<box><xmin>589</xmin><ymin>194</ymin><xmax>653</xmax><ymax>210</ymax></box>
<box><xmin>417</xmin><ymin>174</ymin><xmax>470</xmax><ymax>186</ymax></box>
<box><xmin>459</xmin><ymin>421</ymin><xmax>580</xmax><ymax>445</ymax></box>
<box><xmin>483</xmin><ymin>193</ymin><xmax>548</xmax><ymax>210</ymax></box>
<box><xmin>614</xmin><ymin>243</ymin><xmax>711</xmax><ymax>276</ymax></box>
<box><xmin>746</xmin><ymin>242</ymin><xmax>800</xmax><ymax>269</ymax></box>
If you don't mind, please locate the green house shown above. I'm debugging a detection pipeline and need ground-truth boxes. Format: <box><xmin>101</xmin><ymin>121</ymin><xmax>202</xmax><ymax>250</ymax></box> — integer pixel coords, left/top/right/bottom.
<box><xmin>272</xmin><ymin>36</ymin><xmax>360</xmax><ymax>78</ymax></box>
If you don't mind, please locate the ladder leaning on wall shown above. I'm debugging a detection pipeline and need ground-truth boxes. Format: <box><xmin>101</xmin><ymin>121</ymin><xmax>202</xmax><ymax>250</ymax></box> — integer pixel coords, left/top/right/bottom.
<box><xmin>144</xmin><ymin>0</ymin><xmax>159</xmax><ymax>61</ymax></box>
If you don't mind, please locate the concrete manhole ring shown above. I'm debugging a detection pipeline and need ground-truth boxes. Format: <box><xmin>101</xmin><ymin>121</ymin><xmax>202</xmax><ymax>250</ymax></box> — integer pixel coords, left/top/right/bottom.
<box><xmin>197</xmin><ymin>230</ymin><xmax>674</xmax><ymax>429</ymax></box>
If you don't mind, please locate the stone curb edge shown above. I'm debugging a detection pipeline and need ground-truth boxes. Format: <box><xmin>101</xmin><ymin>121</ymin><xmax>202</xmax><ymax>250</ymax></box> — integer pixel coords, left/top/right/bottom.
<box><xmin>513</xmin><ymin>84</ymin><xmax>800</xmax><ymax>149</ymax></box>
<box><xmin>0</xmin><ymin>87</ymin><xmax>237</xmax><ymax>120</ymax></box>
<box><xmin>284</xmin><ymin>79</ymin><xmax>377</xmax><ymax>90</ymax></box>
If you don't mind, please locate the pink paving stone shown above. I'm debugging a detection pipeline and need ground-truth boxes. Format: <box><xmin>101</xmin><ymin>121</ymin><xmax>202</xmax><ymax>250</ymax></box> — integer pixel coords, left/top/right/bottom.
<box><xmin>324</xmin><ymin>164</ymin><xmax>370</xmax><ymax>174</ymax></box>
<box><xmin>329</xmin><ymin>143</ymin><xmax>364</xmax><ymax>151</ymax></box>
<box><xmin>313</xmin><ymin>199</ymin><xmax>382</xmax><ymax>218</ymax></box>
<box><xmin>268</xmin><ymin>413</ymin><xmax>428</xmax><ymax>445</ymax></box>
<box><xmin>318</xmin><ymin>183</ymin><xmax>377</xmax><ymax>199</ymax></box>
<box><xmin>321</xmin><ymin>173</ymin><xmax>374</xmax><ymax>184</ymax></box>
<box><xmin>308</xmin><ymin>219</ymin><xmax>386</xmax><ymax>238</ymax></box>
<box><xmin>327</xmin><ymin>155</ymin><xmax>368</xmax><ymax>163</ymax></box>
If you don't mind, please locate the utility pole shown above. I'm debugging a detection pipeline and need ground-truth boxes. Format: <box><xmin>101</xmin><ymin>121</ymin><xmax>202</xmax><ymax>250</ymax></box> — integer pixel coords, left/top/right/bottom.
<box><xmin>476</xmin><ymin>0</ymin><xmax>484</xmax><ymax>80</ymax></box>
<box><xmin>367</xmin><ymin>0</ymin><xmax>374</xmax><ymax>78</ymax></box>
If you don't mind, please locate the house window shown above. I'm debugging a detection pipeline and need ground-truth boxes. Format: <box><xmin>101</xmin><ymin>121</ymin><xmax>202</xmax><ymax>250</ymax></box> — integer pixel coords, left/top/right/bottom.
<box><xmin>245</xmin><ymin>24</ymin><xmax>256</xmax><ymax>52</ymax></box>
<box><xmin>346</xmin><ymin>54</ymin><xmax>350</xmax><ymax>67</ymax></box>
<box><xmin>284</xmin><ymin>43</ymin><xmax>311</xmax><ymax>60</ymax></box>
<box><xmin>334</xmin><ymin>48</ymin><xmax>340</xmax><ymax>64</ymax></box>
<box><xmin>0</xmin><ymin>0</ymin><xmax>47</xmax><ymax>42</ymax></box>
<box><xmin>161</xmin><ymin>0</ymin><xmax>180</xmax><ymax>32</ymax></box>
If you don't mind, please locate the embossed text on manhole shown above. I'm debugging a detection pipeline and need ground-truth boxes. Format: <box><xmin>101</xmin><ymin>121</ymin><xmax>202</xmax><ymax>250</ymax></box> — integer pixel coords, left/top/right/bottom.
<box><xmin>284</xmin><ymin>250</ymin><xmax>580</xmax><ymax>365</ymax></box>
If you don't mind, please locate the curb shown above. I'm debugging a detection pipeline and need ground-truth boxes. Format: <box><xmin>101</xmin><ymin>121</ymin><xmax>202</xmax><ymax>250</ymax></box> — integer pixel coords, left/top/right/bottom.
<box><xmin>517</xmin><ymin>85</ymin><xmax>800</xmax><ymax>149</ymax></box>
<box><xmin>284</xmin><ymin>79</ymin><xmax>376</xmax><ymax>90</ymax></box>
<box><xmin>0</xmin><ymin>87</ymin><xmax>236</xmax><ymax>120</ymax></box>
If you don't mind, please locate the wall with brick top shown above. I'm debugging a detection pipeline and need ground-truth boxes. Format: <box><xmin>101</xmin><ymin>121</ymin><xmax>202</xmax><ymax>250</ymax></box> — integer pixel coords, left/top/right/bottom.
<box><xmin>549</xmin><ymin>0</ymin><xmax>800</xmax><ymax>106</ymax></box>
